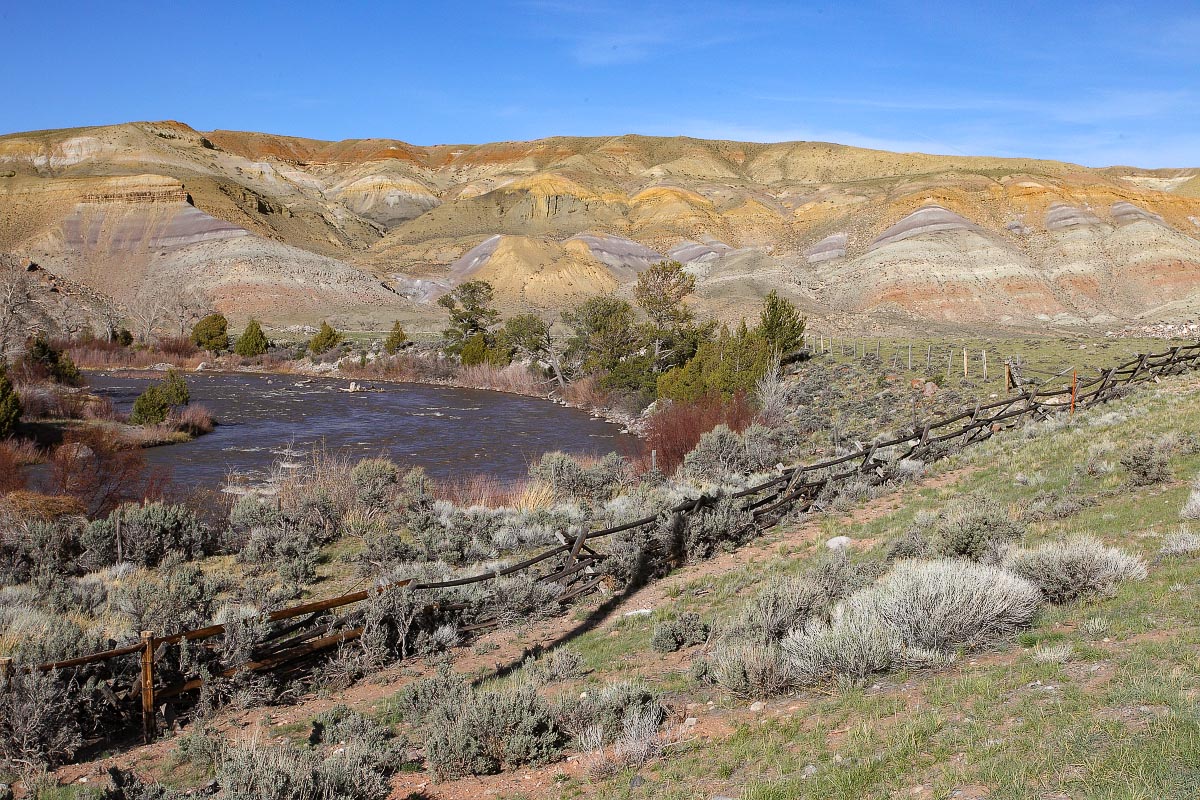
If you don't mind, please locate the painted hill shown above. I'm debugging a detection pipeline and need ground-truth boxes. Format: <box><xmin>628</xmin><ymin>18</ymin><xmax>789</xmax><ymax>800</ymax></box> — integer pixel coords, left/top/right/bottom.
<box><xmin>2</xmin><ymin>120</ymin><xmax>1199</xmax><ymax>332</ymax></box>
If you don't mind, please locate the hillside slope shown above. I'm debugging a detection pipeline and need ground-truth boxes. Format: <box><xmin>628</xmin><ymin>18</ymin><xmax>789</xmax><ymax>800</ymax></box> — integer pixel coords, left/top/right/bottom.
<box><xmin>2</xmin><ymin>121</ymin><xmax>1199</xmax><ymax>330</ymax></box>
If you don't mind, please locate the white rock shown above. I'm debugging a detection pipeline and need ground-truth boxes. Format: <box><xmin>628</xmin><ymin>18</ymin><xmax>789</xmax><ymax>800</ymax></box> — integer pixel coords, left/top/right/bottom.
<box><xmin>749</xmin><ymin>701</ymin><xmax>765</xmax><ymax>712</ymax></box>
<box><xmin>826</xmin><ymin>536</ymin><xmax>852</xmax><ymax>551</ymax></box>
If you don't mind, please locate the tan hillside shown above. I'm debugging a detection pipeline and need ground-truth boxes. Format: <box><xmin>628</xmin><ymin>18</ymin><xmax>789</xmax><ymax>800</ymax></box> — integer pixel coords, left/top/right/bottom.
<box><xmin>2</xmin><ymin>120</ymin><xmax>1199</xmax><ymax>331</ymax></box>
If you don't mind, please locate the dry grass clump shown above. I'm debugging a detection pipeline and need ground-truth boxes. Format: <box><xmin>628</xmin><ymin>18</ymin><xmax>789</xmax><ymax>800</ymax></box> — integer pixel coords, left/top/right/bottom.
<box><xmin>1030</xmin><ymin>642</ymin><xmax>1074</xmax><ymax>663</ymax></box>
<box><xmin>1003</xmin><ymin>536</ymin><xmax>1147</xmax><ymax>603</ymax></box>
<box><xmin>456</xmin><ymin>362</ymin><xmax>546</xmax><ymax>396</ymax></box>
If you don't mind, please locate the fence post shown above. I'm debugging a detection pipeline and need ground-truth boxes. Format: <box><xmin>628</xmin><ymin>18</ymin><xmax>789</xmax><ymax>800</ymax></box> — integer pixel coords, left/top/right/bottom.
<box><xmin>141</xmin><ymin>631</ymin><xmax>156</xmax><ymax>744</ymax></box>
<box><xmin>1070</xmin><ymin>371</ymin><xmax>1077</xmax><ymax>415</ymax></box>
<box><xmin>0</xmin><ymin>657</ymin><xmax>10</xmax><ymax>684</ymax></box>
<box><xmin>982</xmin><ymin>350</ymin><xmax>988</xmax><ymax>382</ymax></box>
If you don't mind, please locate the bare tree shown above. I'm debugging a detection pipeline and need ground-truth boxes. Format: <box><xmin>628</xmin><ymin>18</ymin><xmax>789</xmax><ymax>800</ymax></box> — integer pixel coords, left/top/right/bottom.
<box><xmin>96</xmin><ymin>299</ymin><xmax>125</xmax><ymax>342</ymax></box>
<box><xmin>164</xmin><ymin>286</ymin><xmax>209</xmax><ymax>337</ymax></box>
<box><xmin>127</xmin><ymin>287</ymin><xmax>168</xmax><ymax>343</ymax></box>
<box><xmin>0</xmin><ymin>254</ymin><xmax>50</xmax><ymax>359</ymax></box>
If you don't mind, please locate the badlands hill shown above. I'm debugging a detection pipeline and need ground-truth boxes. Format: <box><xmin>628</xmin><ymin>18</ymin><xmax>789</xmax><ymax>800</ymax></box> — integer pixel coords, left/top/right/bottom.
<box><xmin>2</xmin><ymin>120</ymin><xmax>1199</xmax><ymax>333</ymax></box>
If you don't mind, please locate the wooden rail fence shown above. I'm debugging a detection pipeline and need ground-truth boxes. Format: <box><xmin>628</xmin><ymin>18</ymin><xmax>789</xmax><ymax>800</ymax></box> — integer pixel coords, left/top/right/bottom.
<box><xmin>5</xmin><ymin>342</ymin><xmax>1200</xmax><ymax>747</ymax></box>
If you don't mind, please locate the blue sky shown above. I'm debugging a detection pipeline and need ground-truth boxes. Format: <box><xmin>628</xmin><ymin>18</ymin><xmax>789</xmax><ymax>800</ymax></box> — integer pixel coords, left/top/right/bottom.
<box><xmin>1</xmin><ymin>1</ymin><xmax>1196</xmax><ymax>166</ymax></box>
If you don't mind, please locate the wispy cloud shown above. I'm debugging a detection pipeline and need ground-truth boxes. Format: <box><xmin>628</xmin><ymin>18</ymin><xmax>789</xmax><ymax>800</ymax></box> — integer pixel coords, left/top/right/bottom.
<box><xmin>750</xmin><ymin>88</ymin><xmax>1193</xmax><ymax>125</ymax></box>
<box><xmin>518</xmin><ymin>0</ymin><xmax>782</xmax><ymax>66</ymax></box>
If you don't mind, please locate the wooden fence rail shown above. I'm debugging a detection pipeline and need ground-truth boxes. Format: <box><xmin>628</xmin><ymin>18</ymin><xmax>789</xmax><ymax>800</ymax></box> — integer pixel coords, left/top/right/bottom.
<box><xmin>7</xmin><ymin>341</ymin><xmax>1200</xmax><ymax>746</ymax></box>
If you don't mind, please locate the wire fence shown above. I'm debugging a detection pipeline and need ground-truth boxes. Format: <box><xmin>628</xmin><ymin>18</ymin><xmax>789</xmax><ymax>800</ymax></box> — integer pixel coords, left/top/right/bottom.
<box><xmin>4</xmin><ymin>342</ymin><xmax>1199</xmax><ymax>748</ymax></box>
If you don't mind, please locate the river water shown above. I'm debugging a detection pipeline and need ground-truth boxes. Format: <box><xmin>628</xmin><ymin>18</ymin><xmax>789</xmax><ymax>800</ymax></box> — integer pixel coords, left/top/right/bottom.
<box><xmin>84</xmin><ymin>371</ymin><xmax>636</xmax><ymax>490</ymax></box>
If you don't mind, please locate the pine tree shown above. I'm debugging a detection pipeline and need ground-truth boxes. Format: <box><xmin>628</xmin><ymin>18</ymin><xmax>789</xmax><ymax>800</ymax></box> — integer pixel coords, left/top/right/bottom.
<box><xmin>191</xmin><ymin>313</ymin><xmax>229</xmax><ymax>352</ymax></box>
<box><xmin>437</xmin><ymin>281</ymin><xmax>499</xmax><ymax>356</ymax></box>
<box><xmin>383</xmin><ymin>322</ymin><xmax>408</xmax><ymax>355</ymax></box>
<box><xmin>129</xmin><ymin>385</ymin><xmax>169</xmax><ymax>425</ymax></box>
<box><xmin>757</xmin><ymin>290</ymin><xmax>806</xmax><ymax>356</ymax></box>
<box><xmin>308</xmin><ymin>321</ymin><xmax>342</xmax><ymax>355</ymax></box>
<box><xmin>160</xmin><ymin>369</ymin><xmax>190</xmax><ymax>406</ymax></box>
<box><xmin>0</xmin><ymin>362</ymin><xmax>22</xmax><ymax>438</ymax></box>
<box><xmin>234</xmin><ymin>320</ymin><xmax>269</xmax><ymax>357</ymax></box>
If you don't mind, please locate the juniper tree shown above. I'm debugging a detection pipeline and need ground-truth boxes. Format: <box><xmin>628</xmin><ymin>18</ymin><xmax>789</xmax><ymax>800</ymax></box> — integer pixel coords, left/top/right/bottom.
<box><xmin>234</xmin><ymin>319</ymin><xmax>269</xmax><ymax>357</ymax></box>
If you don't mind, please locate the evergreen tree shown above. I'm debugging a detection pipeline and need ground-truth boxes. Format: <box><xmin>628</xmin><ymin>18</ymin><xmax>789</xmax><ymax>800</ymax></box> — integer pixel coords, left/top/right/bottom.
<box><xmin>129</xmin><ymin>385</ymin><xmax>169</xmax><ymax>425</ymax></box>
<box><xmin>24</xmin><ymin>335</ymin><xmax>81</xmax><ymax>385</ymax></box>
<box><xmin>562</xmin><ymin>296</ymin><xmax>640</xmax><ymax>374</ymax></box>
<box><xmin>657</xmin><ymin>321</ymin><xmax>772</xmax><ymax>402</ymax></box>
<box><xmin>0</xmin><ymin>362</ymin><xmax>21</xmax><ymax>438</ymax></box>
<box><xmin>308</xmin><ymin>321</ymin><xmax>342</xmax><ymax>355</ymax></box>
<box><xmin>234</xmin><ymin>320</ymin><xmax>269</xmax><ymax>357</ymax></box>
<box><xmin>191</xmin><ymin>313</ymin><xmax>229</xmax><ymax>352</ymax></box>
<box><xmin>634</xmin><ymin>260</ymin><xmax>699</xmax><ymax>372</ymax></box>
<box><xmin>757</xmin><ymin>290</ymin><xmax>806</xmax><ymax>356</ymax></box>
<box><xmin>160</xmin><ymin>369</ymin><xmax>190</xmax><ymax>406</ymax></box>
<box><xmin>437</xmin><ymin>281</ymin><xmax>499</xmax><ymax>356</ymax></box>
<box><xmin>383</xmin><ymin>321</ymin><xmax>409</xmax><ymax>355</ymax></box>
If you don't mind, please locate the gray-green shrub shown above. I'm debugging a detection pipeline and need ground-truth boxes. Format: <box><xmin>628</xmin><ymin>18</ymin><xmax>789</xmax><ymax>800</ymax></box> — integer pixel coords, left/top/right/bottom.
<box><xmin>929</xmin><ymin>496</ymin><xmax>1026</xmax><ymax>562</ymax></box>
<box><xmin>1003</xmin><ymin>536</ymin><xmax>1146</xmax><ymax>603</ymax></box>
<box><xmin>0</xmin><ymin>670</ymin><xmax>82</xmax><ymax>768</ymax></box>
<box><xmin>650</xmin><ymin>612</ymin><xmax>709</xmax><ymax>653</ymax></box>
<box><xmin>425</xmin><ymin>682</ymin><xmax>563</xmax><ymax>779</ymax></box>
<box><xmin>1120</xmin><ymin>440</ymin><xmax>1171</xmax><ymax>486</ymax></box>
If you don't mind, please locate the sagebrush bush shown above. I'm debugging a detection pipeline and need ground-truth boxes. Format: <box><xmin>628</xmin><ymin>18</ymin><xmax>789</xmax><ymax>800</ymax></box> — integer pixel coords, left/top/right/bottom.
<box><xmin>525</xmin><ymin>646</ymin><xmax>587</xmax><ymax>684</ymax></box>
<box><xmin>709</xmin><ymin>642</ymin><xmax>797</xmax><ymax>698</ymax></box>
<box><xmin>930</xmin><ymin>496</ymin><xmax>1026</xmax><ymax>562</ymax></box>
<box><xmin>216</xmin><ymin>738</ymin><xmax>393</xmax><ymax>800</ymax></box>
<box><xmin>0</xmin><ymin>670</ymin><xmax>82</xmax><ymax>768</ymax></box>
<box><xmin>650</xmin><ymin>612</ymin><xmax>710</xmax><ymax>653</ymax></box>
<box><xmin>82</xmin><ymin>501</ymin><xmax>210</xmax><ymax>568</ymax></box>
<box><xmin>776</xmin><ymin>560</ymin><xmax>1041</xmax><ymax>688</ymax></box>
<box><xmin>1120</xmin><ymin>440</ymin><xmax>1171</xmax><ymax>486</ymax></box>
<box><xmin>719</xmin><ymin>575</ymin><xmax>828</xmax><ymax>645</ymax></box>
<box><xmin>425</xmin><ymin>682</ymin><xmax>563</xmax><ymax>780</ymax></box>
<box><xmin>684</xmin><ymin>496</ymin><xmax>754</xmax><ymax>559</ymax></box>
<box><xmin>782</xmin><ymin>616</ymin><xmax>908</xmax><ymax>685</ymax></box>
<box><xmin>1161</xmin><ymin>529</ymin><xmax>1200</xmax><ymax>556</ymax></box>
<box><xmin>1003</xmin><ymin>536</ymin><xmax>1146</xmax><ymax>603</ymax></box>
<box><xmin>859</xmin><ymin>559</ymin><xmax>1042</xmax><ymax>652</ymax></box>
<box><xmin>384</xmin><ymin>665</ymin><xmax>470</xmax><ymax>723</ymax></box>
<box><xmin>350</xmin><ymin>458</ymin><xmax>399</xmax><ymax>511</ymax></box>
<box><xmin>552</xmin><ymin>680</ymin><xmax>664</xmax><ymax>745</ymax></box>
<box><xmin>687</xmin><ymin>424</ymin><xmax>747</xmax><ymax>480</ymax></box>
<box><xmin>529</xmin><ymin>451</ymin><xmax>631</xmax><ymax>501</ymax></box>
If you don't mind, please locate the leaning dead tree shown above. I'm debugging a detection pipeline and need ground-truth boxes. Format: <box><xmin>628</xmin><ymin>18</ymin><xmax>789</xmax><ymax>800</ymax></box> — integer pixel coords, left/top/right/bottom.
<box><xmin>0</xmin><ymin>254</ymin><xmax>52</xmax><ymax>359</ymax></box>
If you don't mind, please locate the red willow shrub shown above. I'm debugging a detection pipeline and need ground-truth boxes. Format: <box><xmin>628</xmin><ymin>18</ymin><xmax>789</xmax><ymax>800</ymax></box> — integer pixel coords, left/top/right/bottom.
<box><xmin>0</xmin><ymin>443</ymin><xmax>28</xmax><ymax>493</ymax></box>
<box><xmin>157</xmin><ymin>336</ymin><xmax>200</xmax><ymax>357</ymax></box>
<box><xmin>641</xmin><ymin>392</ymin><xmax>756</xmax><ymax>476</ymax></box>
<box><xmin>47</xmin><ymin>428</ymin><xmax>171</xmax><ymax>516</ymax></box>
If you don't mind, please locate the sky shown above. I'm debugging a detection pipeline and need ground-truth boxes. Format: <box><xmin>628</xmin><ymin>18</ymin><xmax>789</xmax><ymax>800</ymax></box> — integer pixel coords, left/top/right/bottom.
<box><xmin>1</xmin><ymin>1</ymin><xmax>1196</xmax><ymax>167</ymax></box>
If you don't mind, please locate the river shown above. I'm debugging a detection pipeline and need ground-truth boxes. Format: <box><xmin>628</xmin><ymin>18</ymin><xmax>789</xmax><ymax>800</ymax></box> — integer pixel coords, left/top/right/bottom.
<box><xmin>84</xmin><ymin>371</ymin><xmax>636</xmax><ymax>490</ymax></box>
